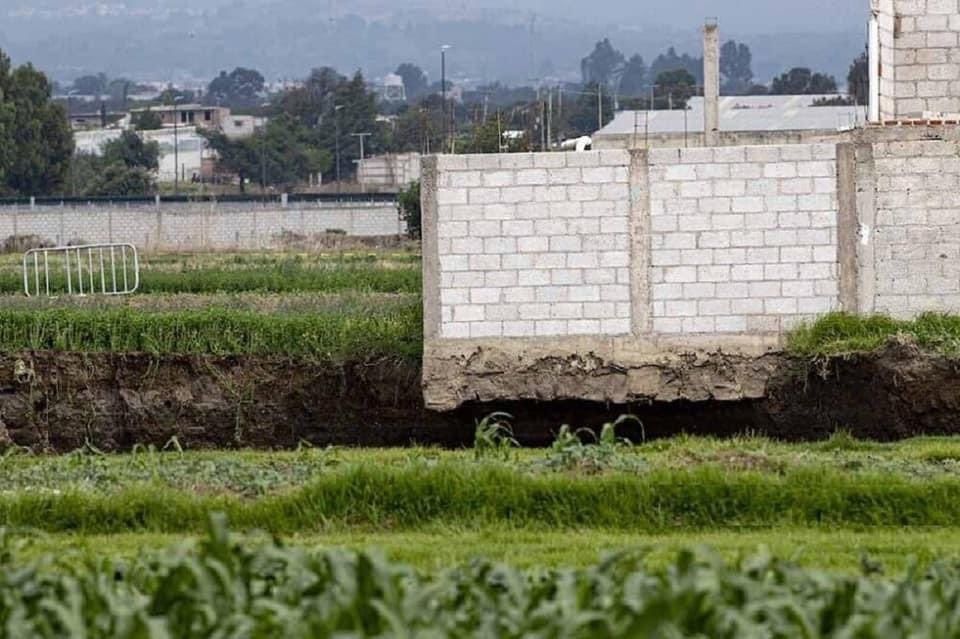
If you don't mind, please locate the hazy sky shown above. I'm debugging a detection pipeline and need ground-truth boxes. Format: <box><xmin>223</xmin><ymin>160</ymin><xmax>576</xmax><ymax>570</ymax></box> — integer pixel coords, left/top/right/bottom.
<box><xmin>2</xmin><ymin>0</ymin><xmax>871</xmax><ymax>82</ymax></box>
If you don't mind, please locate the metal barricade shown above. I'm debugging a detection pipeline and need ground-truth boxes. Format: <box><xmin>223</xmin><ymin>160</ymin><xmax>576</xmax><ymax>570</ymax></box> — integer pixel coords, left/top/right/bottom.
<box><xmin>23</xmin><ymin>244</ymin><xmax>140</xmax><ymax>297</ymax></box>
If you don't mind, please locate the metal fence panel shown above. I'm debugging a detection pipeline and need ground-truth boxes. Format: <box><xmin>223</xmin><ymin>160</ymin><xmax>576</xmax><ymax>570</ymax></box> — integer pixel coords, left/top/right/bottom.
<box><xmin>23</xmin><ymin>244</ymin><xmax>140</xmax><ymax>297</ymax></box>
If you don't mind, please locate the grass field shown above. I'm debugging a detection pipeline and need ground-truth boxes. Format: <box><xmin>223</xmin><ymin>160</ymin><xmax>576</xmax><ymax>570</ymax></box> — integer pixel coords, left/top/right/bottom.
<box><xmin>0</xmin><ymin>249</ymin><xmax>959</xmax><ymax>634</ymax></box>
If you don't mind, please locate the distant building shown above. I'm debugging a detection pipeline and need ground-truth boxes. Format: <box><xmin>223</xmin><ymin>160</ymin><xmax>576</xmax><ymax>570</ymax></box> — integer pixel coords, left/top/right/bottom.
<box><xmin>128</xmin><ymin>104</ymin><xmax>230</xmax><ymax>130</ymax></box>
<box><xmin>593</xmin><ymin>95</ymin><xmax>865</xmax><ymax>149</ymax></box>
<box><xmin>376</xmin><ymin>74</ymin><xmax>407</xmax><ymax>102</ymax></box>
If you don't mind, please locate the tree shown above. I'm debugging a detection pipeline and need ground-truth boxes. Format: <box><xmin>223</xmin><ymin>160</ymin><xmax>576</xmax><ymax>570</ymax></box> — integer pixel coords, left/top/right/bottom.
<box><xmin>398</xmin><ymin>180</ymin><xmax>421</xmax><ymax>239</ymax></box>
<box><xmin>720</xmin><ymin>41</ymin><xmax>754</xmax><ymax>95</ymax></box>
<box><xmin>655</xmin><ymin>69</ymin><xmax>697</xmax><ymax>108</ymax></box>
<box><xmin>561</xmin><ymin>82</ymin><xmax>614</xmax><ymax>138</ymax></box>
<box><xmin>650</xmin><ymin>47</ymin><xmax>703</xmax><ymax>86</ymax></box>
<box><xmin>204</xmin><ymin>114</ymin><xmax>331</xmax><ymax>191</ymax></box>
<box><xmin>770</xmin><ymin>67</ymin><xmax>838</xmax><ymax>94</ymax></box>
<box><xmin>0</xmin><ymin>50</ymin><xmax>74</xmax><ymax>196</ymax></box>
<box><xmin>581</xmin><ymin>39</ymin><xmax>625</xmax><ymax>88</ymax></box>
<box><xmin>619</xmin><ymin>55</ymin><xmax>649</xmax><ymax>97</ymax></box>
<box><xmin>848</xmin><ymin>52</ymin><xmax>869</xmax><ymax>106</ymax></box>
<box><xmin>133</xmin><ymin>109</ymin><xmax>164</xmax><ymax>131</ymax></box>
<box><xmin>102</xmin><ymin>131</ymin><xmax>160</xmax><ymax>172</ymax></box>
<box><xmin>207</xmin><ymin>67</ymin><xmax>265</xmax><ymax>108</ymax></box>
<box><xmin>72</xmin><ymin>73</ymin><xmax>108</xmax><ymax>95</ymax></box>
<box><xmin>78</xmin><ymin>131</ymin><xmax>160</xmax><ymax>196</ymax></box>
<box><xmin>395</xmin><ymin>63</ymin><xmax>428</xmax><ymax>100</ymax></box>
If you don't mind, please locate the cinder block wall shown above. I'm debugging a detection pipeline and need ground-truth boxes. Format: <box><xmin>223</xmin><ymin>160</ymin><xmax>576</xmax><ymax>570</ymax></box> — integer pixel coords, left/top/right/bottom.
<box><xmin>874</xmin><ymin>0</ymin><xmax>960</xmax><ymax>118</ymax></box>
<box><xmin>421</xmin><ymin>138</ymin><xmax>960</xmax><ymax>409</ymax></box>
<box><xmin>427</xmin><ymin>151</ymin><xmax>633</xmax><ymax>340</ymax></box>
<box><xmin>0</xmin><ymin>201</ymin><xmax>404</xmax><ymax>250</ymax></box>
<box><xmin>872</xmin><ymin>139</ymin><xmax>960</xmax><ymax>315</ymax></box>
<box><xmin>647</xmin><ymin>145</ymin><xmax>841</xmax><ymax>334</ymax></box>
<box><xmin>424</xmin><ymin>146</ymin><xmax>844</xmax><ymax>347</ymax></box>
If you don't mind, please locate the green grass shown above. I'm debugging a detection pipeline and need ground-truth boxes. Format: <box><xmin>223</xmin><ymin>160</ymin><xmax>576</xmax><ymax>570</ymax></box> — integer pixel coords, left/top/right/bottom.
<box><xmin>23</xmin><ymin>526</ymin><xmax>960</xmax><ymax>574</ymax></box>
<box><xmin>2</xmin><ymin>262</ymin><xmax>421</xmax><ymax>295</ymax></box>
<box><xmin>6</xmin><ymin>462</ymin><xmax>960</xmax><ymax>534</ymax></box>
<box><xmin>0</xmin><ymin>305</ymin><xmax>422</xmax><ymax>359</ymax></box>
<box><xmin>789</xmin><ymin>312</ymin><xmax>960</xmax><ymax>356</ymax></box>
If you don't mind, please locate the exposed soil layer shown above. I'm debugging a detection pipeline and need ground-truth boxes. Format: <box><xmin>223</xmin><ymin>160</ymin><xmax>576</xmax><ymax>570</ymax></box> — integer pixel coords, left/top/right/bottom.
<box><xmin>0</xmin><ymin>341</ymin><xmax>958</xmax><ymax>452</ymax></box>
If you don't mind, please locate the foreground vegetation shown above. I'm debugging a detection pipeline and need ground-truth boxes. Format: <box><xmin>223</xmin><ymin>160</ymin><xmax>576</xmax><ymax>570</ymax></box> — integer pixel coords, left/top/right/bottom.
<box><xmin>4</xmin><ymin>517</ymin><xmax>960</xmax><ymax>638</ymax></box>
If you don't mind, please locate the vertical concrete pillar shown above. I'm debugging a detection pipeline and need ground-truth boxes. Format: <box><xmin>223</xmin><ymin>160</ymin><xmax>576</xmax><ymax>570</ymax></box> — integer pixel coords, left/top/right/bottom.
<box><xmin>855</xmin><ymin>143</ymin><xmax>877</xmax><ymax>315</ymax></box>
<box><xmin>703</xmin><ymin>20</ymin><xmax>720</xmax><ymax>147</ymax></box>
<box><xmin>629</xmin><ymin>149</ymin><xmax>651</xmax><ymax>335</ymax></box>
<box><xmin>836</xmin><ymin>143</ymin><xmax>859</xmax><ymax>312</ymax></box>
<box><xmin>421</xmin><ymin>156</ymin><xmax>441</xmax><ymax>341</ymax></box>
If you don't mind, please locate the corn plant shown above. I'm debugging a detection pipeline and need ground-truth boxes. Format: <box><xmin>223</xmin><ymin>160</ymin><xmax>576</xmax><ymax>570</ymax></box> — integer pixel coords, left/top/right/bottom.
<box><xmin>473</xmin><ymin>412</ymin><xmax>518</xmax><ymax>461</ymax></box>
<box><xmin>541</xmin><ymin>415</ymin><xmax>644</xmax><ymax>473</ymax></box>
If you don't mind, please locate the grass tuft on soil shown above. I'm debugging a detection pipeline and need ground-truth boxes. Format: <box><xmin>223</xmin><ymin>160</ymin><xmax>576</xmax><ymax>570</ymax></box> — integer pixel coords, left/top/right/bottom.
<box><xmin>788</xmin><ymin>312</ymin><xmax>960</xmax><ymax>356</ymax></box>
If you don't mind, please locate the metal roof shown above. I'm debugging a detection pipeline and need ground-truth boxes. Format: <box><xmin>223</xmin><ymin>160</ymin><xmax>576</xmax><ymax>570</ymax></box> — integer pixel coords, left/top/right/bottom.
<box><xmin>596</xmin><ymin>95</ymin><xmax>866</xmax><ymax>136</ymax></box>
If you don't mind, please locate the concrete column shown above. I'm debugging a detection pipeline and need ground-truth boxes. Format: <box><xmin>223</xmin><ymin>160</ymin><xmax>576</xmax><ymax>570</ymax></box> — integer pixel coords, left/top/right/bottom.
<box><xmin>629</xmin><ymin>149</ymin><xmax>651</xmax><ymax>335</ymax></box>
<box><xmin>421</xmin><ymin>156</ymin><xmax>441</xmax><ymax>341</ymax></box>
<box><xmin>855</xmin><ymin>143</ymin><xmax>877</xmax><ymax>315</ymax></box>
<box><xmin>703</xmin><ymin>20</ymin><xmax>720</xmax><ymax>147</ymax></box>
<box><xmin>836</xmin><ymin>143</ymin><xmax>859</xmax><ymax>312</ymax></box>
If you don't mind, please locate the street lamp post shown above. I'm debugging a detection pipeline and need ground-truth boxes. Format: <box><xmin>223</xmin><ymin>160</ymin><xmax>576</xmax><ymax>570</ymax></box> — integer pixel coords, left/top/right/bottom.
<box><xmin>441</xmin><ymin>45</ymin><xmax>451</xmax><ymax>154</ymax></box>
<box><xmin>172</xmin><ymin>96</ymin><xmax>184</xmax><ymax>195</ymax></box>
<box><xmin>351</xmin><ymin>132</ymin><xmax>372</xmax><ymax>192</ymax></box>
<box><xmin>334</xmin><ymin>104</ymin><xmax>345</xmax><ymax>194</ymax></box>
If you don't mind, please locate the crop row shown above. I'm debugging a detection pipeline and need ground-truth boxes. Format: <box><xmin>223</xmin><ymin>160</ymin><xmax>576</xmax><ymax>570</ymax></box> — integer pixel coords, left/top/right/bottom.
<box><xmin>2</xmin><ymin>516</ymin><xmax>960</xmax><ymax>638</ymax></box>
<box><xmin>0</xmin><ymin>262</ymin><xmax>421</xmax><ymax>295</ymax></box>
<box><xmin>0</xmin><ymin>306</ymin><xmax>422</xmax><ymax>359</ymax></box>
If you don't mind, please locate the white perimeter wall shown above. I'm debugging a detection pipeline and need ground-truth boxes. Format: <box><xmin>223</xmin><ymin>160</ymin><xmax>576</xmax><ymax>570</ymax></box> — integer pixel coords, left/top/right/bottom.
<box><xmin>0</xmin><ymin>201</ymin><xmax>404</xmax><ymax>250</ymax></box>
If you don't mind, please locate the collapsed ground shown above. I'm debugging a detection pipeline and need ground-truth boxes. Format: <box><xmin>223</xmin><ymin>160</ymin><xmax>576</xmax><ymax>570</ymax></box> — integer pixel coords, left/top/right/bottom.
<box><xmin>0</xmin><ymin>249</ymin><xmax>957</xmax><ymax>448</ymax></box>
<box><xmin>2</xmin><ymin>248</ymin><xmax>960</xmax><ymax>633</ymax></box>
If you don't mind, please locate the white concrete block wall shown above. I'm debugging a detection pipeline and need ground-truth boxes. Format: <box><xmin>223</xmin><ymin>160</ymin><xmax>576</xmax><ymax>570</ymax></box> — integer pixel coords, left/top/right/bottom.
<box><xmin>875</xmin><ymin>0</ymin><xmax>960</xmax><ymax>118</ymax></box>
<box><xmin>873</xmin><ymin>139</ymin><xmax>960</xmax><ymax>315</ymax></box>
<box><xmin>648</xmin><ymin>144</ymin><xmax>841</xmax><ymax>334</ymax></box>
<box><xmin>0</xmin><ymin>202</ymin><xmax>403</xmax><ymax>251</ymax></box>
<box><xmin>434</xmin><ymin>151</ymin><xmax>633</xmax><ymax>339</ymax></box>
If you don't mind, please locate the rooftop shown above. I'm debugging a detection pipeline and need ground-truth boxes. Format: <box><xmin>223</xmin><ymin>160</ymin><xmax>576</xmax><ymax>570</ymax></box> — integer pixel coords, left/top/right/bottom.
<box><xmin>596</xmin><ymin>95</ymin><xmax>867</xmax><ymax>137</ymax></box>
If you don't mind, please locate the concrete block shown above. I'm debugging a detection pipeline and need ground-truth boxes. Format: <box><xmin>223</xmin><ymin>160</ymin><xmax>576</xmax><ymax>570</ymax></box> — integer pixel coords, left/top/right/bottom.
<box><xmin>442</xmin><ymin>322</ymin><xmax>471</xmax><ymax>339</ymax></box>
<box><xmin>502</xmin><ymin>220</ymin><xmax>534</xmax><ymax>236</ymax></box>
<box><xmin>469</xmin><ymin>254</ymin><xmax>501</xmax><ymax>270</ymax></box>
<box><xmin>470</xmin><ymin>287</ymin><xmax>502</xmax><ymax>304</ymax></box>
<box><xmin>515</xmin><ymin>169</ymin><xmax>549</xmax><ymax>185</ymax></box>
<box><xmin>534</xmin><ymin>154</ymin><xmax>567</xmax><ymax>168</ymax></box>
<box><xmin>547</xmin><ymin>168</ymin><xmax>582</xmax><ymax>185</ymax></box>
<box><xmin>715</xmin><ymin>316</ymin><xmax>748</xmax><ymax>332</ymax></box>
<box><xmin>468</xmin><ymin>188</ymin><xmax>501</xmax><ymax>205</ymax></box>
<box><xmin>764</xmin><ymin>163</ymin><xmax>798</xmax><ymax>179</ymax></box>
<box><xmin>601</xmin><ymin>318</ymin><xmax>632</xmax><ymax>335</ymax></box>
<box><xmin>549</xmin><ymin>235</ymin><xmax>582</xmax><ymax>252</ymax></box>
<box><xmin>483</xmin><ymin>237</ymin><xmax>517</xmax><ymax>254</ymax></box>
<box><xmin>535</xmin><ymin>320</ymin><xmax>569</xmax><ymax>336</ymax></box>
<box><xmin>746</xmin><ymin>146</ymin><xmax>781</xmax><ymax>163</ymax></box>
<box><xmin>499</xmin><ymin>154</ymin><xmax>536</xmax><ymax>169</ymax></box>
<box><xmin>665</xmin><ymin>300</ymin><xmax>699</xmax><ymax>317</ymax></box>
<box><xmin>665</xmin><ymin>165</ymin><xmax>698</xmax><ymax>181</ymax></box>
<box><xmin>454</xmin><ymin>305</ymin><xmax>485</xmax><ymax>322</ymax></box>
<box><xmin>731</xmin><ymin>298</ymin><xmax>764</xmax><ymax>314</ymax></box>
<box><xmin>713</xmin><ymin>147</ymin><xmax>747</xmax><ymax>163</ymax></box>
<box><xmin>466</xmin><ymin>155</ymin><xmax>501</xmax><ymax>170</ymax></box>
<box><xmin>533</xmin><ymin>186</ymin><xmax>569</xmax><ymax>202</ymax></box>
<box><xmin>652</xmin><ymin>318</ymin><xmax>684</xmax><ymax>333</ymax></box>
<box><xmin>698</xmin><ymin>265</ymin><xmax>731</xmax><ymax>282</ymax></box>
<box><xmin>566</xmin><ymin>152</ymin><xmax>602</xmax><ymax>167</ymax></box>
<box><xmin>484</xmin><ymin>204</ymin><xmax>516</xmax><ymax>220</ymax></box>
<box><xmin>502</xmin><ymin>321</ymin><xmax>536</xmax><ymax>337</ymax></box>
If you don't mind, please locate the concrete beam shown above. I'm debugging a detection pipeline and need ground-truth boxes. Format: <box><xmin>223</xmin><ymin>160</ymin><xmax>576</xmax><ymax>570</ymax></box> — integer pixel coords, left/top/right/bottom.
<box><xmin>421</xmin><ymin>156</ymin><xmax>441</xmax><ymax>340</ymax></box>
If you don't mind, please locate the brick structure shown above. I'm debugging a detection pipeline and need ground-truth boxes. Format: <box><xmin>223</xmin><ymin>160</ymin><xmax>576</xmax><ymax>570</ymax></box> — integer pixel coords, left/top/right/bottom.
<box><xmin>430</xmin><ymin>151</ymin><xmax>632</xmax><ymax>339</ymax></box>
<box><xmin>647</xmin><ymin>145</ymin><xmax>840</xmax><ymax>334</ymax></box>
<box><xmin>874</xmin><ymin>0</ymin><xmax>960</xmax><ymax>118</ymax></box>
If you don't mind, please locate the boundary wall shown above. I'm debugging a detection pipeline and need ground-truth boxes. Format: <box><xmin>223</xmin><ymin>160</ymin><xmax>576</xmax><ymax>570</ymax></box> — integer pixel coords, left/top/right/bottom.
<box><xmin>422</xmin><ymin>128</ymin><xmax>960</xmax><ymax>410</ymax></box>
<box><xmin>0</xmin><ymin>200</ymin><xmax>404</xmax><ymax>250</ymax></box>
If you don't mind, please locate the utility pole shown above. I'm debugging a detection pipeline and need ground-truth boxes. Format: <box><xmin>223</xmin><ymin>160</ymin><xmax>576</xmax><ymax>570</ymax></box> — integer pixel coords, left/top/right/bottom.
<box><xmin>334</xmin><ymin>104</ymin><xmax>344</xmax><ymax>194</ymax></box>
<box><xmin>351</xmin><ymin>132</ymin><xmax>371</xmax><ymax>192</ymax></box>
<box><xmin>172</xmin><ymin>96</ymin><xmax>183</xmax><ymax>196</ymax></box>
<box><xmin>597</xmin><ymin>83</ymin><xmax>603</xmax><ymax>132</ymax></box>
<box><xmin>441</xmin><ymin>45</ymin><xmax>451</xmax><ymax>154</ymax></box>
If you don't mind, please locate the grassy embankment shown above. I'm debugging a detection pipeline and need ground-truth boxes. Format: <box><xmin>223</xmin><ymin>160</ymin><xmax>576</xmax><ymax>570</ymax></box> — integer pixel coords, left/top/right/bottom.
<box><xmin>5</xmin><ymin>434</ymin><xmax>960</xmax><ymax>573</ymax></box>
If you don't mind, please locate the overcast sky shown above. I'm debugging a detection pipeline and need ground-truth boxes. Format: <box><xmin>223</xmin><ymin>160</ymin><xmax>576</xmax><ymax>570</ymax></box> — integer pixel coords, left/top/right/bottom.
<box><xmin>2</xmin><ymin>0</ymin><xmax>870</xmax><ymax>82</ymax></box>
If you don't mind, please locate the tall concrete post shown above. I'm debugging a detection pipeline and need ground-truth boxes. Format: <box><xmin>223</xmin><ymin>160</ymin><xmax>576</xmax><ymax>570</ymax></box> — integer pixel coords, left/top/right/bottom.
<box><xmin>703</xmin><ymin>19</ymin><xmax>720</xmax><ymax>147</ymax></box>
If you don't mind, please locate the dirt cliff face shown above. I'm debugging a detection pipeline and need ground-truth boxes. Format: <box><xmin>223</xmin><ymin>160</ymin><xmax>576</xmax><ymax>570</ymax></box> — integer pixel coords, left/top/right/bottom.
<box><xmin>1</xmin><ymin>342</ymin><xmax>959</xmax><ymax>452</ymax></box>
